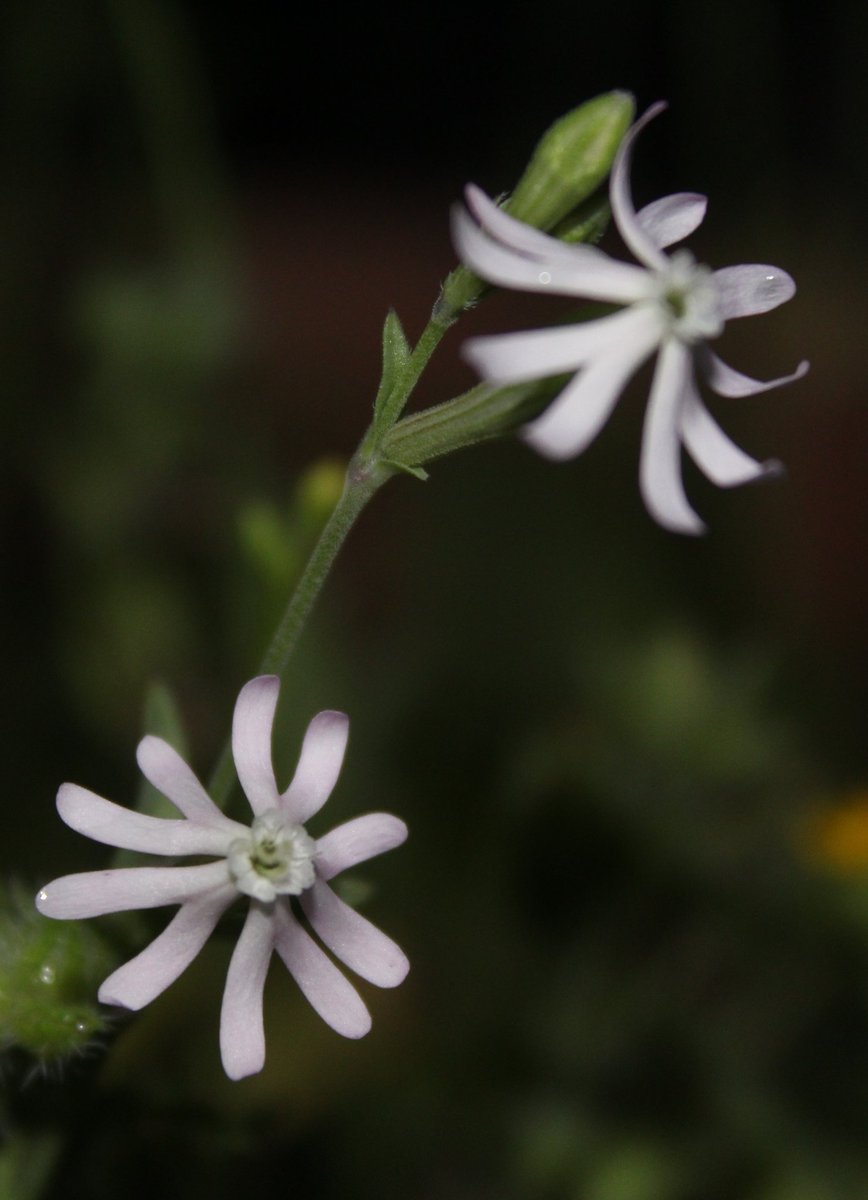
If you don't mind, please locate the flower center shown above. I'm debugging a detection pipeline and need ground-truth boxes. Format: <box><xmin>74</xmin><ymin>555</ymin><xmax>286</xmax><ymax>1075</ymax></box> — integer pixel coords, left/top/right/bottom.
<box><xmin>653</xmin><ymin>250</ymin><xmax>723</xmax><ymax>342</ymax></box>
<box><xmin>227</xmin><ymin>810</ymin><xmax>317</xmax><ymax>902</ymax></box>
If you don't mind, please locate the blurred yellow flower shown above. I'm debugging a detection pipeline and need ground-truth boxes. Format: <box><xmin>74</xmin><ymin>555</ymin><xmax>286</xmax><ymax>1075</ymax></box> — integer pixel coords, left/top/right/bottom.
<box><xmin>801</xmin><ymin>792</ymin><xmax>868</xmax><ymax>872</ymax></box>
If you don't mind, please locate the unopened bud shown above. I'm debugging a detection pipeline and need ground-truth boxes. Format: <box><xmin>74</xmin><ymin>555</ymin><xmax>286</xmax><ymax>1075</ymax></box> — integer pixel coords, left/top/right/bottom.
<box><xmin>437</xmin><ymin>92</ymin><xmax>634</xmax><ymax>321</ymax></box>
<box><xmin>506</xmin><ymin>90</ymin><xmax>635</xmax><ymax>231</ymax></box>
<box><xmin>2</xmin><ymin>887</ymin><xmax>113</xmax><ymax>1061</ymax></box>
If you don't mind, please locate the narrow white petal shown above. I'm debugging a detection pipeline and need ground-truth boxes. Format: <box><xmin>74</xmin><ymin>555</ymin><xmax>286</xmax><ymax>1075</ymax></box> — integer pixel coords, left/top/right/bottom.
<box><xmin>700</xmin><ymin>347</ymin><xmax>810</xmax><ymax>397</ymax></box>
<box><xmin>281</xmin><ymin>710</ymin><xmax>349</xmax><ymax>824</ymax></box>
<box><xmin>522</xmin><ymin>311</ymin><xmax>662</xmax><ymax>459</ymax></box>
<box><xmin>301</xmin><ymin>878</ymin><xmax>408</xmax><ymax>988</ymax></box>
<box><xmin>99</xmin><ymin>886</ymin><xmax>235</xmax><ymax>1010</ymax></box>
<box><xmin>56</xmin><ymin>783</ymin><xmax>243</xmax><ymax>857</ymax></box>
<box><xmin>679</xmin><ymin>381</ymin><xmax>783</xmax><ymax>488</ymax></box>
<box><xmin>220</xmin><ymin>902</ymin><xmax>275</xmax><ymax>1080</ymax></box>
<box><xmin>465</xmin><ymin>183</ymin><xmax>573</xmax><ymax>256</ymax></box>
<box><xmin>610</xmin><ymin>102</ymin><xmax>670</xmax><ymax>269</ymax></box>
<box><xmin>463</xmin><ymin>303</ymin><xmax>662</xmax><ymax>386</ymax></box>
<box><xmin>637</xmin><ymin>192</ymin><xmax>707</xmax><ymax>249</ymax></box>
<box><xmin>315</xmin><ymin>813</ymin><xmax>408</xmax><ymax>881</ymax></box>
<box><xmin>136</xmin><ymin>736</ymin><xmax>225</xmax><ymax>828</ymax></box>
<box><xmin>639</xmin><ymin>339</ymin><xmax>705</xmax><ymax>535</ymax></box>
<box><xmin>465</xmin><ymin>183</ymin><xmax>653</xmax><ymax>300</ymax></box>
<box><xmin>713</xmin><ymin>264</ymin><xmax>796</xmax><ymax>318</ymax></box>
<box><xmin>35</xmin><ymin>861</ymin><xmax>230</xmax><ymax>919</ymax></box>
<box><xmin>232</xmin><ymin>676</ymin><xmax>281</xmax><ymax>816</ymax></box>
<box><xmin>272</xmin><ymin>903</ymin><xmax>371</xmax><ymax>1039</ymax></box>
<box><xmin>451</xmin><ymin>203</ymin><xmax>649</xmax><ymax>304</ymax></box>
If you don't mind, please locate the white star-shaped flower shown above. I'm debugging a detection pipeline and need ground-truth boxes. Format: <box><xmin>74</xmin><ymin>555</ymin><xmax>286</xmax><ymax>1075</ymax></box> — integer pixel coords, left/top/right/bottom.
<box><xmin>452</xmin><ymin>103</ymin><xmax>808</xmax><ymax>534</ymax></box>
<box><xmin>36</xmin><ymin>676</ymin><xmax>409</xmax><ymax>1080</ymax></box>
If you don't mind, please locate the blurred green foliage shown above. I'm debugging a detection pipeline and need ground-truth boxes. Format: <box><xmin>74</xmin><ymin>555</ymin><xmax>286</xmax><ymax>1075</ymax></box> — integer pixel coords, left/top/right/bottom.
<box><xmin>0</xmin><ymin>886</ymin><xmax>113</xmax><ymax>1062</ymax></box>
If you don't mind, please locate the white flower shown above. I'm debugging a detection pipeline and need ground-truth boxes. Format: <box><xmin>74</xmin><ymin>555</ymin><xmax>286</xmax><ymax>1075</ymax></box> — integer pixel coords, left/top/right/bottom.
<box><xmin>452</xmin><ymin>103</ymin><xmax>809</xmax><ymax>534</ymax></box>
<box><xmin>36</xmin><ymin>676</ymin><xmax>409</xmax><ymax>1080</ymax></box>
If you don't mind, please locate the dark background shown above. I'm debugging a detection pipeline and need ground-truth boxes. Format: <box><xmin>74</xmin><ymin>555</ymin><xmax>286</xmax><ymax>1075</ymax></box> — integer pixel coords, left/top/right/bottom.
<box><xmin>2</xmin><ymin>2</ymin><xmax>868</xmax><ymax>1198</ymax></box>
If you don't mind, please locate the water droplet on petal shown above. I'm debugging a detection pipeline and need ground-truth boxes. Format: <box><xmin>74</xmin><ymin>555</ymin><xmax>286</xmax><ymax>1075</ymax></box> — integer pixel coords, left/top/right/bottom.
<box><xmin>37</xmin><ymin>890</ymin><xmax>48</xmax><ymax>903</ymax></box>
<box><xmin>756</xmin><ymin>270</ymin><xmax>795</xmax><ymax>309</ymax></box>
<box><xmin>538</xmin><ymin>270</ymin><xmax>552</xmax><ymax>285</ymax></box>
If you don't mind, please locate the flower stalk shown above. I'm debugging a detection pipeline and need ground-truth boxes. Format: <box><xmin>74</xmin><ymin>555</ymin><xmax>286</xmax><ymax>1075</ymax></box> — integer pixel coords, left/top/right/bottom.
<box><xmin>207</xmin><ymin>98</ymin><xmax>637</xmax><ymax>812</ymax></box>
<box><xmin>208</xmin><ymin>458</ymin><xmax>390</xmax><ymax>809</ymax></box>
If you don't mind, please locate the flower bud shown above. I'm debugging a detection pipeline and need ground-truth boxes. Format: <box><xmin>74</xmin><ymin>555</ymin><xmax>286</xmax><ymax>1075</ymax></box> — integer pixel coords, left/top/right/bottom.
<box><xmin>506</xmin><ymin>90</ymin><xmax>635</xmax><ymax>232</ymax></box>
<box><xmin>436</xmin><ymin>92</ymin><xmax>634</xmax><ymax>322</ymax></box>
<box><xmin>2</xmin><ymin>887</ymin><xmax>113</xmax><ymax>1062</ymax></box>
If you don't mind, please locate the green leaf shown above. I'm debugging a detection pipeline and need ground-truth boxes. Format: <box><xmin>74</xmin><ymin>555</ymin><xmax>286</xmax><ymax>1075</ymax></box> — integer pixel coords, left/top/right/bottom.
<box><xmin>372</xmin><ymin>309</ymin><xmax>411</xmax><ymax>434</ymax></box>
<box><xmin>381</xmin><ymin>458</ymin><xmax>429</xmax><ymax>482</ymax></box>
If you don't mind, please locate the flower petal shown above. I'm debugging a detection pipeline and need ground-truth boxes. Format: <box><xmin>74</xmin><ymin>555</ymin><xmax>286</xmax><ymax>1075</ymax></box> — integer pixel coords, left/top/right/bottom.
<box><xmin>679</xmin><ymin>382</ymin><xmax>783</xmax><ymax>488</ymax></box>
<box><xmin>451</xmin><ymin>201</ymin><xmax>649</xmax><ymax>304</ymax></box>
<box><xmin>465</xmin><ymin>183</ymin><xmax>652</xmax><ymax>300</ymax></box>
<box><xmin>99</xmin><ymin>885</ymin><xmax>235</xmax><ymax>1010</ymax></box>
<box><xmin>220</xmin><ymin>902</ymin><xmax>275</xmax><ymax>1080</ymax></box>
<box><xmin>35</xmin><ymin>861</ymin><xmax>230</xmax><ymax>919</ymax></box>
<box><xmin>272</xmin><ymin>903</ymin><xmax>371</xmax><ymax>1038</ymax></box>
<box><xmin>522</xmin><ymin>310</ymin><xmax>662</xmax><ymax>459</ymax></box>
<box><xmin>712</xmin><ymin>264</ymin><xmax>796</xmax><ymax>318</ymax></box>
<box><xmin>232</xmin><ymin>675</ymin><xmax>281</xmax><ymax>816</ymax></box>
<box><xmin>699</xmin><ymin>348</ymin><xmax>810</xmax><ymax>398</ymax></box>
<box><xmin>136</xmin><ymin>736</ymin><xmax>226</xmax><ymax>828</ymax></box>
<box><xmin>636</xmin><ymin>192</ymin><xmax>707</xmax><ymax>249</ymax></box>
<box><xmin>56</xmin><ymin>783</ymin><xmax>243</xmax><ymax>857</ymax></box>
<box><xmin>610</xmin><ymin>102</ymin><xmax>670</xmax><ymax>269</ymax></box>
<box><xmin>301</xmin><ymin>878</ymin><xmax>409</xmax><ymax>988</ymax></box>
<box><xmin>465</xmin><ymin>183</ymin><xmax>577</xmax><ymax>256</ymax></box>
<box><xmin>315</xmin><ymin>813</ymin><xmax>408</xmax><ymax>881</ymax></box>
<box><xmin>463</xmin><ymin>303</ymin><xmax>662</xmax><ymax>386</ymax></box>
<box><xmin>281</xmin><ymin>710</ymin><xmax>349</xmax><ymax>824</ymax></box>
<box><xmin>639</xmin><ymin>338</ymin><xmax>705</xmax><ymax>535</ymax></box>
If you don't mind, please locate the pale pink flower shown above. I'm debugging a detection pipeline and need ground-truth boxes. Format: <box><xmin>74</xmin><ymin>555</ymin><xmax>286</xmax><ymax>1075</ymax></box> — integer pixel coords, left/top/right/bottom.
<box><xmin>453</xmin><ymin>103</ymin><xmax>808</xmax><ymax>534</ymax></box>
<box><xmin>36</xmin><ymin>676</ymin><xmax>408</xmax><ymax>1080</ymax></box>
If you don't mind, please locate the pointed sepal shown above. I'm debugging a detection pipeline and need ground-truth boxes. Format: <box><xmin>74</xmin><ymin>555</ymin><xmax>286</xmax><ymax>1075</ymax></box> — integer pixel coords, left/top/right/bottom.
<box><xmin>372</xmin><ymin>309</ymin><xmax>412</xmax><ymax>434</ymax></box>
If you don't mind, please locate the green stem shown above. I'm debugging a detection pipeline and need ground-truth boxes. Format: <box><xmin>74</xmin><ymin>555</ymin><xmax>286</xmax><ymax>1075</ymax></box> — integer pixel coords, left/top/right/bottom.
<box><xmin>206</xmin><ymin>309</ymin><xmax>452</xmax><ymax>814</ymax></box>
<box><xmin>365</xmin><ymin>310</ymin><xmax>455</xmax><ymax>445</ymax></box>
<box><xmin>402</xmin><ymin>313</ymin><xmax>452</xmax><ymax>395</ymax></box>
<box><xmin>204</xmin><ymin>220</ymin><xmax>574</xmax><ymax>813</ymax></box>
<box><xmin>208</xmin><ymin>456</ymin><xmax>391</xmax><ymax>809</ymax></box>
